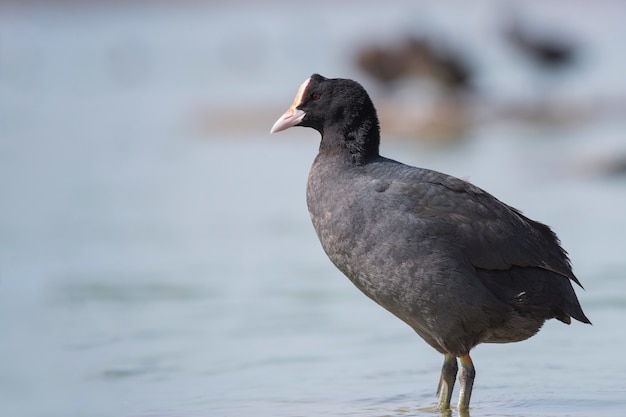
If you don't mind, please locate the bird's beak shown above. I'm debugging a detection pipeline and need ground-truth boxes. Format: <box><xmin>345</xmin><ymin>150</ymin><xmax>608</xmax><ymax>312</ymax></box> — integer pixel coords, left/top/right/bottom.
<box><xmin>270</xmin><ymin>108</ymin><xmax>305</xmax><ymax>134</ymax></box>
<box><xmin>270</xmin><ymin>77</ymin><xmax>310</xmax><ymax>134</ymax></box>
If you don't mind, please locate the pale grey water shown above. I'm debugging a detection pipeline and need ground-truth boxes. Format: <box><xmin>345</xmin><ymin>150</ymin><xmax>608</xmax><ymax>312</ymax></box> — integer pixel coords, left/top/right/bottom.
<box><xmin>1</xmin><ymin>2</ymin><xmax>626</xmax><ymax>417</ymax></box>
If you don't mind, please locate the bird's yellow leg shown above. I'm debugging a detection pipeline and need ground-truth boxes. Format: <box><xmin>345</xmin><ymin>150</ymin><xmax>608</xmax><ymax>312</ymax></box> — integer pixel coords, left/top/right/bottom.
<box><xmin>458</xmin><ymin>354</ymin><xmax>475</xmax><ymax>411</ymax></box>
<box><xmin>437</xmin><ymin>353</ymin><xmax>458</xmax><ymax>411</ymax></box>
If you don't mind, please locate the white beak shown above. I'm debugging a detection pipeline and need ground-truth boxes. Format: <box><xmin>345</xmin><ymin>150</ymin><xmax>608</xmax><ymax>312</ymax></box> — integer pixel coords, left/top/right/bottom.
<box><xmin>270</xmin><ymin>108</ymin><xmax>306</xmax><ymax>134</ymax></box>
<box><xmin>270</xmin><ymin>77</ymin><xmax>311</xmax><ymax>134</ymax></box>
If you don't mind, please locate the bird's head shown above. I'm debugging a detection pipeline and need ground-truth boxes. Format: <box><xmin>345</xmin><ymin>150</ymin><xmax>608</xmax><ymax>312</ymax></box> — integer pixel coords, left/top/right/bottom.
<box><xmin>270</xmin><ymin>74</ymin><xmax>380</xmax><ymax>164</ymax></box>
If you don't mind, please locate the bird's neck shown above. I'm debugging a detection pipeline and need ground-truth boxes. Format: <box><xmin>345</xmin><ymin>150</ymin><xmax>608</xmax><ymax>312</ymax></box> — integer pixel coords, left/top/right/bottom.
<box><xmin>319</xmin><ymin>119</ymin><xmax>380</xmax><ymax>166</ymax></box>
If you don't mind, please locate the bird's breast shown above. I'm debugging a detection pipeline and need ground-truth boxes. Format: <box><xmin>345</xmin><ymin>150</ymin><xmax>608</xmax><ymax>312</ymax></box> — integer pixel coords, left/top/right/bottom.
<box><xmin>306</xmin><ymin>166</ymin><xmax>425</xmax><ymax>303</ymax></box>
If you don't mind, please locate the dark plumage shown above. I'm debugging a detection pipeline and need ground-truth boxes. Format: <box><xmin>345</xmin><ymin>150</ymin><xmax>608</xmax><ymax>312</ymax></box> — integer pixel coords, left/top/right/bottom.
<box><xmin>270</xmin><ymin>74</ymin><xmax>590</xmax><ymax>411</ymax></box>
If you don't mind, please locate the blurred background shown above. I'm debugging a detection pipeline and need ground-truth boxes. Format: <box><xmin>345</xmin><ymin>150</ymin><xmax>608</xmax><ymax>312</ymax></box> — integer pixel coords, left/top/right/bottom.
<box><xmin>1</xmin><ymin>1</ymin><xmax>625</xmax><ymax>416</ymax></box>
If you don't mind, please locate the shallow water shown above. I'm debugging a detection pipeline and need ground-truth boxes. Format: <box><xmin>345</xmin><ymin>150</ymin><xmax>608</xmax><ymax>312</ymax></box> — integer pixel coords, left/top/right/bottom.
<box><xmin>1</xmin><ymin>2</ymin><xmax>626</xmax><ymax>417</ymax></box>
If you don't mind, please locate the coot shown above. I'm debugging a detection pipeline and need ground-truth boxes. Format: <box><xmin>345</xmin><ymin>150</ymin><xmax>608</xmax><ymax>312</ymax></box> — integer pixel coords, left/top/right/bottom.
<box><xmin>270</xmin><ymin>74</ymin><xmax>590</xmax><ymax>411</ymax></box>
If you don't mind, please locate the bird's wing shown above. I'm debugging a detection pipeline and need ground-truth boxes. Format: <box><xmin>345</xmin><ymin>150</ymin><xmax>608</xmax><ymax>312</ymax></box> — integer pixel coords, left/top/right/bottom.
<box><xmin>395</xmin><ymin>170</ymin><xmax>582</xmax><ymax>288</ymax></box>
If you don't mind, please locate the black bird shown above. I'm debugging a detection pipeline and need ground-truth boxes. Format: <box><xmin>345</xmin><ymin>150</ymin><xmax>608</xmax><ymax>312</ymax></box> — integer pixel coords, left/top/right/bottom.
<box><xmin>270</xmin><ymin>74</ymin><xmax>590</xmax><ymax>411</ymax></box>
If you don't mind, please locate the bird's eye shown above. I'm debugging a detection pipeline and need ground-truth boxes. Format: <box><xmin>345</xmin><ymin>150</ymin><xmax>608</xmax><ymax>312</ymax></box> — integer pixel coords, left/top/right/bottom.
<box><xmin>312</xmin><ymin>93</ymin><xmax>321</xmax><ymax>101</ymax></box>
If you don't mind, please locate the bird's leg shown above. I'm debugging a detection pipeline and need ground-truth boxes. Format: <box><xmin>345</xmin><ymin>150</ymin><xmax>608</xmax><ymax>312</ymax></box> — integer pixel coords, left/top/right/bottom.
<box><xmin>457</xmin><ymin>354</ymin><xmax>475</xmax><ymax>411</ymax></box>
<box><xmin>437</xmin><ymin>353</ymin><xmax>458</xmax><ymax>411</ymax></box>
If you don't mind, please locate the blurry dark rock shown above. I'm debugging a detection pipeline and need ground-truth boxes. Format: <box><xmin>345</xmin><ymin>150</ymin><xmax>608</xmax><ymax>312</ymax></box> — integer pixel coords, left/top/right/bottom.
<box><xmin>355</xmin><ymin>45</ymin><xmax>408</xmax><ymax>86</ymax></box>
<box><xmin>403</xmin><ymin>37</ymin><xmax>472</xmax><ymax>94</ymax></box>
<box><xmin>355</xmin><ymin>34</ymin><xmax>473</xmax><ymax>96</ymax></box>
<box><xmin>354</xmin><ymin>34</ymin><xmax>475</xmax><ymax>142</ymax></box>
<box><xmin>503</xmin><ymin>16</ymin><xmax>578</xmax><ymax>74</ymax></box>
